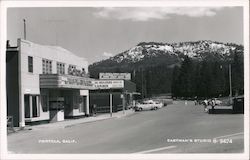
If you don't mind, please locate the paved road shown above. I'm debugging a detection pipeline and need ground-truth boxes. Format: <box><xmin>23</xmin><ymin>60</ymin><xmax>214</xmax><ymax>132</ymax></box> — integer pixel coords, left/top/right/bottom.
<box><xmin>8</xmin><ymin>101</ymin><xmax>244</xmax><ymax>154</ymax></box>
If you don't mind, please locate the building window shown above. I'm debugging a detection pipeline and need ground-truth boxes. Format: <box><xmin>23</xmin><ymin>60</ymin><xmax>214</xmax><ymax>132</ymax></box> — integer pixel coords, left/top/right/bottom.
<box><xmin>28</xmin><ymin>56</ymin><xmax>33</xmax><ymax>73</ymax></box>
<box><xmin>42</xmin><ymin>59</ymin><xmax>52</xmax><ymax>74</ymax></box>
<box><xmin>57</xmin><ymin>62</ymin><xmax>65</xmax><ymax>75</ymax></box>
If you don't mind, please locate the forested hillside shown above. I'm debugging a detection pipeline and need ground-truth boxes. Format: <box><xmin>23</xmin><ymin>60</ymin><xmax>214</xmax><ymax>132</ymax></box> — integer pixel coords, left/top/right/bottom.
<box><xmin>89</xmin><ymin>41</ymin><xmax>244</xmax><ymax>98</ymax></box>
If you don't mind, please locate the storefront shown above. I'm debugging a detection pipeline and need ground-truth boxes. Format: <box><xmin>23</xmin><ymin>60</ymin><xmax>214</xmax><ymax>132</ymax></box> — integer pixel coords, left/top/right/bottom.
<box><xmin>89</xmin><ymin>74</ymin><xmax>138</xmax><ymax>114</ymax></box>
<box><xmin>39</xmin><ymin>74</ymin><xmax>93</xmax><ymax>121</ymax></box>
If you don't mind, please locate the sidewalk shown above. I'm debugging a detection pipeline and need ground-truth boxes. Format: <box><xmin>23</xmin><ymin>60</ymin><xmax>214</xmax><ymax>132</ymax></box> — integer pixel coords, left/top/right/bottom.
<box><xmin>24</xmin><ymin>109</ymin><xmax>135</xmax><ymax>131</ymax></box>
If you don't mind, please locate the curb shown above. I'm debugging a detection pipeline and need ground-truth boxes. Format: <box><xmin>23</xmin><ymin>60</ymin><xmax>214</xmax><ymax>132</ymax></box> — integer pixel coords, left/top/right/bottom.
<box><xmin>65</xmin><ymin>110</ymin><xmax>135</xmax><ymax>127</ymax></box>
<box><xmin>64</xmin><ymin>116</ymin><xmax>116</xmax><ymax>128</ymax></box>
<box><xmin>9</xmin><ymin>110</ymin><xmax>136</xmax><ymax>133</ymax></box>
<box><xmin>116</xmin><ymin>111</ymin><xmax>136</xmax><ymax>118</ymax></box>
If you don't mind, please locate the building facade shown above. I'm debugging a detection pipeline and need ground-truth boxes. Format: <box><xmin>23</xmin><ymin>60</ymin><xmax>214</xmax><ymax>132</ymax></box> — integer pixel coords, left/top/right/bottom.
<box><xmin>6</xmin><ymin>39</ymin><xmax>93</xmax><ymax>127</ymax></box>
<box><xmin>89</xmin><ymin>76</ymin><xmax>138</xmax><ymax>114</ymax></box>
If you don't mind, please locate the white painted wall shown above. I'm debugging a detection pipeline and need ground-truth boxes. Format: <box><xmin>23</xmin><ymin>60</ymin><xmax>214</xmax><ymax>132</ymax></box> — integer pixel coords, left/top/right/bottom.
<box><xmin>20</xmin><ymin>39</ymin><xmax>88</xmax><ymax>73</ymax></box>
<box><xmin>18</xmin><ymin>39</ymin><xmax>89</xmax><ymax>124</ymax></box>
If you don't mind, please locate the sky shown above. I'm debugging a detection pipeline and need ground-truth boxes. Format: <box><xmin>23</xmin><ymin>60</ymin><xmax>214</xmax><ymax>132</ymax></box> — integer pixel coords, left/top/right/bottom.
<box><xmin>7</xmin><ymin>7</ymin><xmax>243</xmax><ymax>64</ymax></box>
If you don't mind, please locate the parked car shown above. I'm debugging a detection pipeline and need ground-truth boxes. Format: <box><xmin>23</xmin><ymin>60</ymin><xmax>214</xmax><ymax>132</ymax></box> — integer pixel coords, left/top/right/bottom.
<box><xmin>152</xmin><ymin>100</ymin><xmax>164</xmax><ymax>109</ymax></box>
<box><xmin>214</xmin><ymin>98</ymin><xmax>222</xmax><ymax>105</ymax></box>
<box><xmin>135</xmin><ymin>100</ymin><xmax>163</xmax><ymax>111</ymax></box>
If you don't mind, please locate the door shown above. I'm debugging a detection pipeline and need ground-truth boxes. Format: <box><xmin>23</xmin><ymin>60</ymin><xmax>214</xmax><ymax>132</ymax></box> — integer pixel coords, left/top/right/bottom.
<box><xmin>79</xmin><ymin>96</ymin><xmax>87</xmax><ymax>113</ymax></box>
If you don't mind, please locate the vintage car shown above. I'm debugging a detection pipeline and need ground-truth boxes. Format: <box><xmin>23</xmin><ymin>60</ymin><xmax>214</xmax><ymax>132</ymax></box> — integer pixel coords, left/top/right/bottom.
<box><xmin>135</xmin><ymin>100</ymin><xmax>163</xmax><ymax>111</ymax></box>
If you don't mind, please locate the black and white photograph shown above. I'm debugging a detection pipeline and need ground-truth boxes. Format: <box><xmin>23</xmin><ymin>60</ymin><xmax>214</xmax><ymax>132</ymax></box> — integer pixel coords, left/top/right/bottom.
<box><xmin>0</xmin><ymin>0</ymin><xmax>249</xmax><ymax>160</ymax></box>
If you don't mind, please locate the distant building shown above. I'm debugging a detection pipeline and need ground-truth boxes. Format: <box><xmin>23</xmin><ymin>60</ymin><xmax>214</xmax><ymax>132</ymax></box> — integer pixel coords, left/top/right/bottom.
<box><xmin>6</xmin><ymin>39</ymin><xmax>93</xmax><ymax>127</ymax></box>
<box><xmin>90</xmin><ymin>78</ymin><xmax>138</xmax><ymax>114</ymax></box>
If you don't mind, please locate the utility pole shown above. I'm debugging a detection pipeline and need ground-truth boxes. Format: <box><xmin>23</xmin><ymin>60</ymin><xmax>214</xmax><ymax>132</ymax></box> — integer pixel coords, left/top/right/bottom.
<box><xmin>23</xmin><ymin>19</ymin><xmax>26</xmax><ymax>40</ymax></box>
<box><xmin>229</xmin><ymin>64</ymin><xmax>232</xmax><ymax>104</ymax></box>
<box><xmin>141</xmin><ymin>68</ymin><xmax>144</xmax><ymax>99</ymax></box>
<box><xmin>122</xmin><ymin>90</ymin><xmax>127</xmax><ymax>115</ymax></box>
<box><xmin>110</xmin><ymin>93</ymin><xmax>113</xmax><ymax>117</ymax></box>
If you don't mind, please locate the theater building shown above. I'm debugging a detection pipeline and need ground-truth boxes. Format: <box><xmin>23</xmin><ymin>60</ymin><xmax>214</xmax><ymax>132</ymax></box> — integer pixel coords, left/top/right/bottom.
<box><xmin>6</xmin><ymin>39</ymin><xmax>93</xmax><ymax>127</ymax></box>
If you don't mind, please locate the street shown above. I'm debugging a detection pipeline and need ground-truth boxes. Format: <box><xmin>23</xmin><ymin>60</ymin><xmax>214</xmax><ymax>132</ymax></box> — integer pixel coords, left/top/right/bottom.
<box><xmin>7</xmin><ymin>101</ymin><xmax>244</xmax><ymax>154</ymax></box>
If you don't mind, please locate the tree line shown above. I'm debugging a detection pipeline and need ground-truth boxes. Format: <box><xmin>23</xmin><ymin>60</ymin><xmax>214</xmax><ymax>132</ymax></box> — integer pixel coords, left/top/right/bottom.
<box><xmin>89</xmin><ymin>46</ymin><xmax>244</xmax><ymax>99</ymax></box>
<box><xmin>171</xmin><ymin>53</ymin><xmax>243</xmax><ymax>99</ymax></box>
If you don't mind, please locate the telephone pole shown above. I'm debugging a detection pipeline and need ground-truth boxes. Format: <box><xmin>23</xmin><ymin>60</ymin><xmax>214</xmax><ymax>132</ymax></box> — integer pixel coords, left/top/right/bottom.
<box><xmin>141</xmin><ymin>68</ymin><xmax>144</xmax><ymax>99</ymax></box>
<box><xmin>229</xmin><ymin>64</ymin><xmax>232</xmax><ymax>104</ymax></box>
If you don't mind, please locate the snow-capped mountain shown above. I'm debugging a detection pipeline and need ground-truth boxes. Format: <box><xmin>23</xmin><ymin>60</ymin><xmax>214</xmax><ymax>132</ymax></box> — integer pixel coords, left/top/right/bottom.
<box><xmin>89</xmin><ymin>40</ymin><xmax>243</xmax><ymax>74</ymax></box>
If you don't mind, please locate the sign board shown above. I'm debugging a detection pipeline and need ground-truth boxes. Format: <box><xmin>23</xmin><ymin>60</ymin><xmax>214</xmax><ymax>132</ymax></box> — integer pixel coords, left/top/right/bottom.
<box><xmin>40</xmin><ymin>74</ymin><xmax>94</xmax><ymax>90</ymax></box>
<box><xmin>92</xmin><ymin>80</ymin><xmax>124</xmax><ymax>89</ymax></box>
<box><xmin>59</xmin><ymin>76</ymin><xmax>93</xmax><ymax>89</ymax></box>
<box><xmin>80</xmin><ymin>90</ymin><xmax>88</xmax><ymax>96</ymax></box>
<box><xmin>99</xmin><ymin>73</ymin><xmax>131</xmax><ymax>80</ymax></box>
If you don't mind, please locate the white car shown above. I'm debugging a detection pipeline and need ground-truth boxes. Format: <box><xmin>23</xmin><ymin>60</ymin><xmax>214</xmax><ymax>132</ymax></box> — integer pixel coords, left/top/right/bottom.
<box><xmin>135</xmin><ymin>100</ymin><xmax>163</xmax><ymax>111</ymax></box>
<box><xmin>214</xmin><ymin>98</ymin><xmax>223</xmax><ymax>105</ymax></box>
<box><xmin>152</xmin><ymin>100</ymin><xmax>164</xmax><ymax>109</ymax></box>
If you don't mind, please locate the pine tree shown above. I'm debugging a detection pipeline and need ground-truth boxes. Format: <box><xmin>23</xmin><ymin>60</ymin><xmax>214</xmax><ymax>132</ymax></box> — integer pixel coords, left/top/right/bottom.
<box><xmin>171</xmin><ymin>66</ymin><xmax>180</xmax><ymax>98</ymax></box>
<box><xmin>232</xmin><ymin>51</ymin><xmax>244</xmax><ymax>96</ymax></box>
<box><xmin>177</xmin><ymin>56</ymin><xmax>194</xmax><ymax>98</ymax></box>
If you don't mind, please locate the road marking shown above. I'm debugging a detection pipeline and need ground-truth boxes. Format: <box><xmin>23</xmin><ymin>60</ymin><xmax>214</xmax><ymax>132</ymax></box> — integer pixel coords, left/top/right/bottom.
<box><xmin>133</xmin><ymin>145</ymin><xmax>176</xmax><ymax>154</ymax></box>
<box><xmin>214</xmin><ymin>132</ymin><xmax>244</xmax><ymax>139</ymax></box>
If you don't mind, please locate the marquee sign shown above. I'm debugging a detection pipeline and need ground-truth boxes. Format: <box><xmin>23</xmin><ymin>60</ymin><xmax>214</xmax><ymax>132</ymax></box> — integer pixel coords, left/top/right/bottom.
<box><xmin>40</xmin><ymin>75</ymin><xmax>125</xmax><ymax>90</ymax></box>
<box><xmin>99</xmin><ymin>73</ymin><xmax>131</xmax><ymax>80</ymax></box>
<box><xmin>92</xmin><ymin>80</ymin><xmax>124</xmax><ymax>89</ymax></box>
<box><xmin>60</xmin><ymin>76</ymin><xmax>93</xmax><ymax>88</ymax></box>
<box><xmin>40</xmin><ymin>74</ymin><xmax>94</xmax><ymax>89</ymax></box>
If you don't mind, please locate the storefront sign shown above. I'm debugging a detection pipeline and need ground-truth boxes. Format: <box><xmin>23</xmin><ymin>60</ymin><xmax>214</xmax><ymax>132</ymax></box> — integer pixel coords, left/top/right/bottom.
<box><xmin>61</xmin><ymin>77</ymin><xmax>92</xmax><ymax>86</ymax></box>
<box><xmin>40</xmin><ymin>74</ymin><xmax>94</xmax><ymax>89</ymax></box>
<box><xmin>92</xmin><ymin>80</ymin><xmax>124</xmax><ymax>89</ymax></box>
<box><xmin>59</xmin><ymin>76</ymin><xmax>93</xmax><ymax>89</ymax></box>
<box><xmin>99</xmin><ymin>73</ymin><xmax>131</xmax><ymax>80</ymax></box>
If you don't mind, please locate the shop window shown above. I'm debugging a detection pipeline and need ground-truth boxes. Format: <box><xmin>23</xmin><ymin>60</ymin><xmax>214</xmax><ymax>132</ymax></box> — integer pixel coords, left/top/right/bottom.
<box><xmin>73</xmin><ymin>95</ymin><xmax>79</xmax><ymax>109</ymax></box>
<box><xmin>32</xmin><ymin>96</ymin><xmax>38</xmax><ymax>117</ymax></box>
<box><xmin>42</xmin><ymin>59</ymin><xmax>52</xmax><ymax>74</ymax></box>
<box><xmin>41</xmin><ymin>95</ymin><xmax>49</xmax><ymax>112</ymax></box>
<box><xmin>24</xmin><ymin>95</ymin><xmax>40</xmax><ymax>118</ymax></box>
<box><xmin>57</xmin><ymin>62</ymin><xmax>65</xmax><ymax>75</ymax></box>
<box><xmin>28</xmin><ymin>56</ymin><xmax>33</xmax><ymax>73</ymax></box>
<box><xmin>24</xmin><ymin>95</ymin><xmax>30</xmax><ymax>118</ymax></box>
